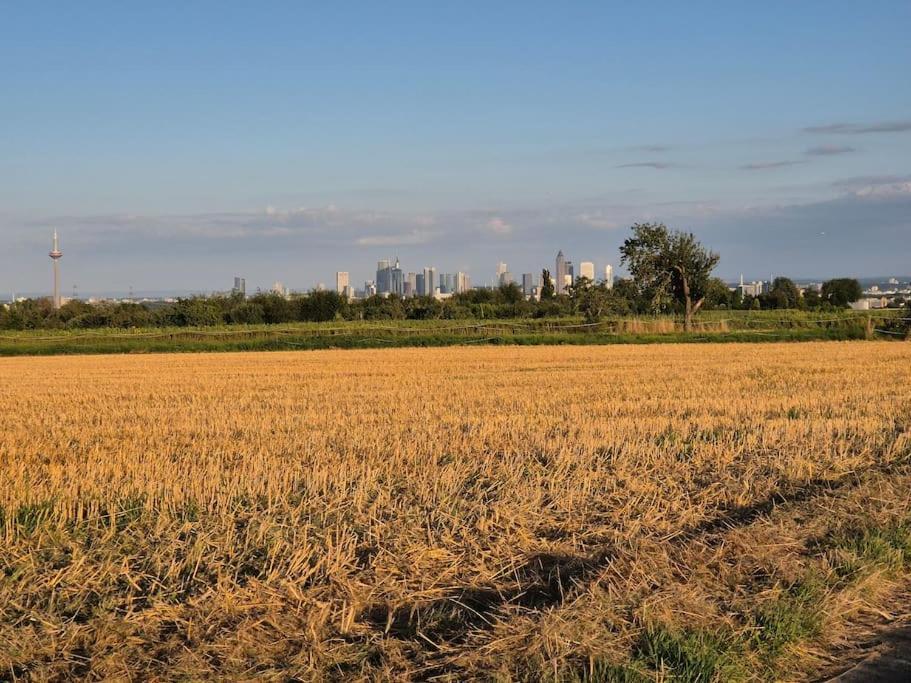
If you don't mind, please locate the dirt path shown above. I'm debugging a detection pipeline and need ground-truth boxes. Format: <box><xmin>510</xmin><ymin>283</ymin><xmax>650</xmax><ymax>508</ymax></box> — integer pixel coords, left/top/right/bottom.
<box><xmin>817</xmin><ymin>588</ymin><xmax>911</xmax><ymax>682</ymax></box>
<box><xmin>827</xmin><ymin>625</ymin><xmax>911</xmax><ymax>682</ymax></box>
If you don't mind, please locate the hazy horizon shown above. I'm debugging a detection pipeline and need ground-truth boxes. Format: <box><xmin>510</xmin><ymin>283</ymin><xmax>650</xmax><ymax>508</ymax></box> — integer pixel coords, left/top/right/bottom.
<box><xmin>3</xmin><ymin>2</ymin><xmax>910</xmax><ymax>294</ymax></box>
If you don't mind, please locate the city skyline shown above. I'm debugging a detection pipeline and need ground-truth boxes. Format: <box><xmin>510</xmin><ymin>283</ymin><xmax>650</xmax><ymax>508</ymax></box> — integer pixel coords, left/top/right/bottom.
<box><xmin>2</xmin><ymin>3</ymin><xmax>910</xmax><ymax>292</ymax></box>
<box><xmin>20</xmin><ymin>229</ymin><xmax>910</xmax><ymax>304</ymax></box>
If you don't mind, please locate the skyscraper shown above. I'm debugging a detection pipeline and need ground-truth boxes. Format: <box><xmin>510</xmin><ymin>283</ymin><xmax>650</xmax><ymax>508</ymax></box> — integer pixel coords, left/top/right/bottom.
<box><xmin>406</xmin><ymin>272</ymin><xmax>417</xmax><ymax>297</ymax></box>
<box><xmin>604</xmin><ymin>264</ymin><xmax>614</xmax><ymax>289</ymax></box>
<box><xmin>233</xmin><ymin>276</ymin><xmax>246</xmax><ymax>297</ymax></box>
<box><xmin>455</xmin><ymin>271</ymin><xmax>470</xmax><ymax>294</ymax></box>
<box><xmin>522</xmin><ymin>273</ymin><xmax>534</xmax><ymax>297</ymax></box>
<box><xmin>422</xmin><ymin>267</ymin><xmax>436</xmax><ymax>296</ymax></box>
<box><xmin>376</xmin><ymin>260</ymin><xmax>392</xmax><ymax>294</ymax></box>
<box><xmin>49</xmin><ymin>230</ymin><xmax>62</xmax><ymax>309</ymax></box>
<box><xmin>391</xmin><ymin>259</ymin><xmax>404</xmax><ymax>296</ymax></box>
<box><xmin>555</xmin><ymin>251</ymin><xmax>567</xmax><ymax>295</ymax></box>
<box><xmin>496</xmin><ymin>262</ymin><xmax>508</xmax><ymax>286</ymax></box>
<box><xmin>336</xmin><ymin>271</ymin><xmax>348</xmax><ymax>292</ymax></box>
<box><xmin>415</xmin><ymin>273</ymin><xmax>425</xmax><ymax>296</ymax></box>
<box><xmin>579</xmin><ymin>261</ymin><xmax>595</xmax><ymax>282</ymax></box>
<box><xmin>335</xmin><ymin>270</ymin><xmax>354</xmax><ymax>300</ymax></box>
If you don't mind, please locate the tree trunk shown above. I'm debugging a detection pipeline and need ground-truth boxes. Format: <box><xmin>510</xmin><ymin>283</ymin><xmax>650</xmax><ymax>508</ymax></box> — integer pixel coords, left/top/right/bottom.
<box><xmin>682</xmin><ymin>275</ymin><xmax>692</xmax><ymax>332</ymax></box>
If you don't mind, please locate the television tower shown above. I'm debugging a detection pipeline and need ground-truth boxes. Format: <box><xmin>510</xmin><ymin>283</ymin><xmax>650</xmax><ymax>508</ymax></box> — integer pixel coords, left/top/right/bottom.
<box><xmin>49</xmin><ymin>230</ymin><xmax>63</xmax><ymax>309</ymax></box>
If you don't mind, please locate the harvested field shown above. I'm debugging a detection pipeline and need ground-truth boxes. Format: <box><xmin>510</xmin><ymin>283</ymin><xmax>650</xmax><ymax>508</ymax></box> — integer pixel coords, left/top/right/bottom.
<box><xmin>1</xmin><ymin>342</ymin><xmax>910</xmax><ymax>680</ymax></box>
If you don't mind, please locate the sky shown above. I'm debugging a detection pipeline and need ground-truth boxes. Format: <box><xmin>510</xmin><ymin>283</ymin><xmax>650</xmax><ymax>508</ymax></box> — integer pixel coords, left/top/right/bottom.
<box><xmin>2</xmin><ymin>1</ymin><xmax>910</xmax><ymax>295</ymax></box>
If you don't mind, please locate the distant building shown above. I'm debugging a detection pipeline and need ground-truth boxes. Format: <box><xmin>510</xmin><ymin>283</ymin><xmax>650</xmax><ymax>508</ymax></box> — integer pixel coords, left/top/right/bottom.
<box><xmin>851</xmin><ymin>297</ymin><xmax>889</xmax><ymax>310</ymax></box>
<box><xmin>336</xmin><ymin>271</ymin><xmax>349</xmax><ymax>294</ymax></box>
<box><xmin>376</xmin><ymin>260</ymin><xmax>392</xmax><ymax>294</ymax></box>
<box><xmin>737</xmin><ymin>274</ymin><xmax>764</xmax><ymax>298</ymax></box>
<box><xmin>579</xmin><ymin>261</ymin><xmax>595</xmax><ymax>282</ymax></box>
<box><xmin>271</xmin><ymin>281</ymin><xmax>287</xmax><ymax>297</ymax></box>
<box><xmin>555</xmin><ymin>251</ymin><xmax>567</xmax><ymax>295</ymax></box>
<box><xmin>522</xmin><ymin>273</ymin><xmax>534</xmax><ymax>297</ymax></box>
<box><xmin>439</xmin><ymin>272</ymin><xmax>457</xmax><ymax>294</ymax></box>
<box><xmin>422</xmin><ymin>267</ymin><xmax>437</xmax><ymax>296</ymax></box>
<box><xmin>604</xmin><ymin>264</ymin><xmax>614</xmax><ymax>289</ymax></box>
<box><xmin>416</xmin><ymin>273</ymin><xmax>425</xmax><ymax>296</ymax></box>
<box><xmin>496</xmin><ymin>262</ymin><xmax>514</xmax><ymax>287</ymax></box>
<box><xmin>406</xmin><ymin>272</ymin><xmax>417</xmax><ymax>297</ymax></box>
<box><xmin>391</xmin><ymin>259</ymin><xmax>404</xmax><ymax>296</ymax></box>
<box><xmin>455</xmin><ymin>271</ymin><xmax>470</xmax><ymax>293</ymax></box>
<box><xmin>233</xmin><ymin>276</ymin><xmax>246</xmax><ymax>297</ymax></box>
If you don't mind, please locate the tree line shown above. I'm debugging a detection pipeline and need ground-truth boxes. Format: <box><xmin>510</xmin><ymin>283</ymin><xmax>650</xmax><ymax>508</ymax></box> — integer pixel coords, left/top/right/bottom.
<box><xmin>1</xmin><ymin>223</ymin><xmax>899</xmax><ymax>331</ymax></box>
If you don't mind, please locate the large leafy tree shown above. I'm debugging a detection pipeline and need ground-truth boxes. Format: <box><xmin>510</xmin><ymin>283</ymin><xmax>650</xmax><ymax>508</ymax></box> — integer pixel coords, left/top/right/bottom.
<box><xmin>820</xmin><ymin>278</ymin><xmax>862</xmax><ymax>308</ymax></box>
<box><xmin>620</xmin><ymin>222</ymin><xmax>720</xmax><ymax>331</ymax></box>
<box><xmin>769</xmin><ymin>277</ymin><xmax>801</xmax><ymax>309</ymax></box>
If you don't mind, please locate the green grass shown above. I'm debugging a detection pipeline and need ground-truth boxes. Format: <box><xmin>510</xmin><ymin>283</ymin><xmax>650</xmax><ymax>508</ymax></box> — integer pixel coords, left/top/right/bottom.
<box><xmin>0</xmin><ymin>311</ymin><xmax>893</xmax><ymax>356</ymax></box>
<box><xmin>578</xmin><ymin>625</ymin><xmax>746</xmax><ymax>683</ymax></box>
<box><xmin>750</xmin><ymin>578</ymin><xmax>825</xmax><ymax>662</ymax></box>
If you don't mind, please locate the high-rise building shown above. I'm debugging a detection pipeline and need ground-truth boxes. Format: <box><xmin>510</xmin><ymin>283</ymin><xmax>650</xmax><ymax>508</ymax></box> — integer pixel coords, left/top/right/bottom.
<box><xmin>555</xmin><ymin>251</ymin><xmax>567</xmax><ymax>294</ymax></box>
<box><xmin>391</xmin><ymin>259</ymin><xmax>404</xmax><ymax>296</ymax></box>
<box><xmin>364</xmin><ymin>280</ymin><xmax>377</xmax><ymax>297</ymax></box>
<box><xmin>49</xmin><ymin>231</ymin><xmax>63</xmax><ymax>309</ymax></box>
<box><xmin>422</xmin><ymin>267</ymin><xmax>437</xmax><ymax>296</ymax></box>
<box><xmin>233</xmin><ymin>276</ymin><xmax>246</xmax><ymax>297</ymax></box>
<box><xmin>566</xmin><ymin>261</ymin><xmax>574</xmax><ymax>282</ymax></box>
<box><xmin>406</xmin><ymin>272</ymin><xmax>417</xmax><ymax>297</ymax></box>
<box><xmin>336</xmin><ymin>271</ymin><xmax>349</xmax><ymax>295</ymax></box>
<box><xmin>443</xmin><ymin>273</ymin><xmax>456</xmax><ymax>294</ymax></box>
<box><xmin>522</xmin><ymin>273</ymin><xmax>534</xmax><ymax>297</ymax></box>
<box><xmin>416</xmin><ymin>273</ymin><xmax>425</xmax><ymax>297</ymax></box>
<box><xmin>604</xmin><ymin>264</ymin><xmax>614</xmax><ymax>289</ymax></box>
<box><xmin>496</xmin><ymin>262</ymin><xmax>508</xmax><ymax>286</ymax></box>
<box><xmin>579</xmin><ymin>261</ymin><xmax>595</xmax><ymax>282</ymax></box>
<box><xmin>376</xmin><ymin>260</ymin><xmax>392</xmax><ymax>294</ymax></box>
<box><xmin>455</xmin><ymin>271</ymin><xmax>470</xmax><ymax>294</ymax></box>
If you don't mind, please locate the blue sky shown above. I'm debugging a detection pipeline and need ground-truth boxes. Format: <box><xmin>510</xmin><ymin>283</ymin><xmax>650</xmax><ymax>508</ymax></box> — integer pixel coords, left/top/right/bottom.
<box><xmin>2</xmin><ymin>1</ymin><xmax>910</xmax><ymax>294</ymax></box>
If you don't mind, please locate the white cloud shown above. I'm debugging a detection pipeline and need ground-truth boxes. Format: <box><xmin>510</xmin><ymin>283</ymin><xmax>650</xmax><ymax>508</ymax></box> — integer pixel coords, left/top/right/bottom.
<box><xmin>485</xmin><ymin>217</ymin><xmax>512</xmax><ymax>235</ymax></box>
<box><xmin>355</xmin><ymin>229</ymin><xmax>436</xmax><ymax>247</ymax></box>
<box><xmin>575</xmin><ymin>212</ymin><xmax>620</xmax><ymax>230</ymax></box>
<box><xmin>853</xmin><ymin>181</ymin><xmax>911</xmax><ymax>198</ymax></box>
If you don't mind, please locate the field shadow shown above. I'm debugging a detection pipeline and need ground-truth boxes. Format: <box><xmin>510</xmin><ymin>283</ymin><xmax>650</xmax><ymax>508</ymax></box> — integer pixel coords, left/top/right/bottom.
<box><xmin>361</xmin><ymin>551</ymin><xmax>596</xmax><ymax>643</ymax></box>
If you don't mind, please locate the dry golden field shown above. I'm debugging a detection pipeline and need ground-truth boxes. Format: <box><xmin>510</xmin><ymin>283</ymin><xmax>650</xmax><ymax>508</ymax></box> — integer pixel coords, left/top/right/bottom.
<box><xmin>1</xmin><ymin>342</ymin><xmax>911</xmax><ymax>681</ymax></box>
